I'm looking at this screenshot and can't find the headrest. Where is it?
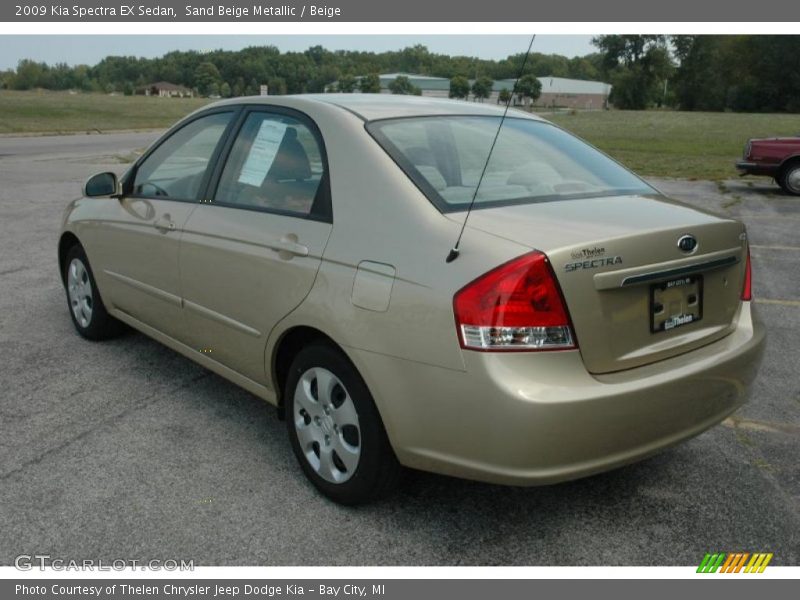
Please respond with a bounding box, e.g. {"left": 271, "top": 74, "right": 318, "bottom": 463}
{"left": 266, "top": 127, "right": 311, "bottom": 181}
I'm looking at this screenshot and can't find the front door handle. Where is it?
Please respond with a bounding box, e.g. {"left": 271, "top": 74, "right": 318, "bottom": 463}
{"left": 270, "top": 234, "right": 309, "bottom": 259}
{"left": 154, "top": 215, "right": 176, "bottom": 233}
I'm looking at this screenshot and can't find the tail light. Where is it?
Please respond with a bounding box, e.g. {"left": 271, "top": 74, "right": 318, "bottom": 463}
{"left": 742, "top": 246, "right": 752, "bottom": 301}
{"left": 453, "top": 251, "right": 576, "bottom": 351}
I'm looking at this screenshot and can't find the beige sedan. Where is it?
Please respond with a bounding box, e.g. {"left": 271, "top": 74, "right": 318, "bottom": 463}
{"left": 59, "top": 95, "right": 765, "bottom": 504}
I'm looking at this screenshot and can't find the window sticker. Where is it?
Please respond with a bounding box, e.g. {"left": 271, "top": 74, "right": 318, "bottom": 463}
{"left": 238, "top": 119, "right": 288, "bottom": 187}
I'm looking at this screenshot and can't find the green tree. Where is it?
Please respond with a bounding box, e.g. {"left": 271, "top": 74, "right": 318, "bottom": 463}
{"left": 388, "top": 75, "right": 421, "bottom": 95}
{"left": 514, "top": 74, "right": 542, "bottom": 106}
{"left": 471, "top": 76, "right": 493, "bottom": 102}
{"left": 358, "top": 73, "right": 381, "bottom": 94}
{"left": 194, "top": 61, "right": 221, "bottom": 96}
{"left": 448, "top": 75, "right": 470, "bottom": 99}
{"left": 568, "top": 55, "right": 600, "bottom": 80}
{"left": 592, "top": 35, "right": 673, "bottom": 109}
{"left": 671, "top": 36, "right": 757, "bottom": 111}
{"left": 220, "top": 81, "right": 232, "bottom": 98}
{"left": 16, "top": 39, "right": 800, "bottom": 113}
{"left": 74, "top": 65, "right": 93, "bottom": 92}
{"left": 0, "top": 69, "right": 16, "bottom": 89}
{"left": 337, "top": 74, "right": 357, "bottom": 93}
{"left": 232, "top": 77, "right": 245, "bottom": 97}
{"left": 497, "top": 88, "right": 512, "bottom": 105}
{"left": 13, "top": 59, "right": 46, "bottom": 90}
{"left": 267, "top": 77, "right": 287, "bottom": 95}
{"left": 308, "top": 64, "right": 340, "bottom": 93}
{"left": 359, "top": 73, "right": 381, "bottom": 93}
{"left": 246, "top": 77, "right": 259, "bottom": 95}
{"left": 398, "top": 45, "right": 433, "bottom": 74}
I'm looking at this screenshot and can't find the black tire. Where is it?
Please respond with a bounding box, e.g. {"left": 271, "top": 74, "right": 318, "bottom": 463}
{"left": 63, "top": 244, "right": 125, "bottom": 341}
{"left": 285, "top": 343, "right": 401, "bottom": 505}
{"left": 777, "top": 160, "right": 800, "bottom": 196}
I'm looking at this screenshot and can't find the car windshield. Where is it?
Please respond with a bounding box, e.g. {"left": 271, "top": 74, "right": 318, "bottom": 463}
{"left": 367, "top": 116, "right": 655, "bottom": 212}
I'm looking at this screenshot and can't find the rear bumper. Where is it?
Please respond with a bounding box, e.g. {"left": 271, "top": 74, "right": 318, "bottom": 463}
{"left": 735, "top": 160, "right": 778, "bottom": 176}
{"left": 349, "top": 303, "right": 766, "bottom": 486}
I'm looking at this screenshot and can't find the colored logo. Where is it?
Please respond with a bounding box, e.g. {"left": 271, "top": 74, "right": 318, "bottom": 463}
{"left": 697, "top": 552, "right": 773, "bottom": 573}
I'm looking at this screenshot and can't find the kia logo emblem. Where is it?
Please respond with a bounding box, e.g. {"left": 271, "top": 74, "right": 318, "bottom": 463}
{"left": 678, "top": 235, "right": 698, "bottom": 253}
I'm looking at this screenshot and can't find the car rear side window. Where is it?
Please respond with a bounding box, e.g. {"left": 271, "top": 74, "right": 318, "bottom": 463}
{"left": 132, "top": 111, "right": 233, "bottom": 201}
{"left": 368, "top": 116, "right": 655, "bottom": 212}
{"left": 214, "top": 112, "right": 326, "bottom": 217}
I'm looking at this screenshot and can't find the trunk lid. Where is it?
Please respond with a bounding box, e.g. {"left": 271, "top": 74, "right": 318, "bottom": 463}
{"left": 454, "top": 194, "right": 748, "bottom": 373}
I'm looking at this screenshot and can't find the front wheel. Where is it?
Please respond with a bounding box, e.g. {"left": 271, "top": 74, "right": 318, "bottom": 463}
{"left": 63, "top": 245, "right": 125, "bottom": 340}
{"left": 777, "top": 161, "right": 800, "bottom": 196}
{"left": 285, "top": 343, "right": 401, "bottom": 505}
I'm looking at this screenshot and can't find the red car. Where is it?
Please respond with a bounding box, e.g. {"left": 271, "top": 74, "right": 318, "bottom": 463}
{"left": 736, "top": 137, "right": 800, "bottom": 195}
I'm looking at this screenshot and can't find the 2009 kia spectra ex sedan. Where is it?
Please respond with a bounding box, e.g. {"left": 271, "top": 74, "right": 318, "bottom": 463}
{"left": 59, "top": 94, "right": 765, "bottom": 504}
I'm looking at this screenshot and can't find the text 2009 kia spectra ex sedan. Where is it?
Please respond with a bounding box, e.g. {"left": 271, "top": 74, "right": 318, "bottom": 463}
{"left": 59, "top": 95, "right": 765, "bottom": 504}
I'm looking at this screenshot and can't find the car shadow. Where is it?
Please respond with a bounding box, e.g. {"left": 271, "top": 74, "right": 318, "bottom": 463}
{"left": 106, "top": 329, "right": 691, "bottom": 562}
{"left": 26, "top": 282, "right": 760, "bottom": 566}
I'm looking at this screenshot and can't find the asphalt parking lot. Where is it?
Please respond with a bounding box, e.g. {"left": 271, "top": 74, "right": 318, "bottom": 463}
{"left": 0, "top": 132, "right": 797, "bottom": 566}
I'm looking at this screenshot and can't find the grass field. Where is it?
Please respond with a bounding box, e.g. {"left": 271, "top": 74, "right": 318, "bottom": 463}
{"left": 547, "top": 109, "right": 800, "bottom": 180}
{"left": 2, "top": 91, "right": 800, "bottom": 180}
{"left": 0, "top": 90, "right": 212, "bottom": 135}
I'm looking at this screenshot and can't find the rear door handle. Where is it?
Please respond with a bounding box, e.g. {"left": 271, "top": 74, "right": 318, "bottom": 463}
{"left": 270, "top": 235, "right": 309, "bottom": 258}
{"left": 154, "top": 215, "right": 176, "bottom": 233}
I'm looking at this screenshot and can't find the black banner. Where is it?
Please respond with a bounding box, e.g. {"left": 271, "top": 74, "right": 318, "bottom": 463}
{"left": 4, "top": 579, "right": 799, "bottom": 600}
{"left": 3, "top": 0, "right": 800, "bottom": 22}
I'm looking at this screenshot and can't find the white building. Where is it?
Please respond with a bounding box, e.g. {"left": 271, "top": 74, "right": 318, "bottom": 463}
{"left": 331, "top": 73, "right": 612, "bottom": 109}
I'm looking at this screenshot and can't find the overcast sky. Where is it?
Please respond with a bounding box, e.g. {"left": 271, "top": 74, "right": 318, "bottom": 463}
{"left": 0, "top": 35, "right": 596, "bottom": 70}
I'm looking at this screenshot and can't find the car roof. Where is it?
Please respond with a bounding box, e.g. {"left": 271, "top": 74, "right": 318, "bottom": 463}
{"left": 308, "top": 94, "right": 544, "bottom": 122}
{"left": 208, "top": 93, "right": 545, "bottom": 123}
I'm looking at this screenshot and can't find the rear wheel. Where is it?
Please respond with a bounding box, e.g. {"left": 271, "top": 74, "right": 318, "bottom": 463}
{"left": 777, "top": 160, "right": 800, "bottom": 196}
{"left": 285, "top": 343, "right": 401, "bottom": 505}
{"left": 63, "top": 245, "right": 125, "bottom": 340}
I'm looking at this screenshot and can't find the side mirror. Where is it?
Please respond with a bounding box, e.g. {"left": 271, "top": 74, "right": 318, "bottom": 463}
{"left": 84, "top": 172, "right": 120, "bottom": 197}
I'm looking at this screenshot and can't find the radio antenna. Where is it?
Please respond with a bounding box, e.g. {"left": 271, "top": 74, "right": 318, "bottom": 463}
{"left": 446, "top": 33, "right": 536, "bottom": 263}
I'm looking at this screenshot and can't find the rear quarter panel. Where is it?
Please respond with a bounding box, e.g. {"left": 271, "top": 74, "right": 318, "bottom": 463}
{"left": 264, "top": 101, "right": 536, "bottom": 387}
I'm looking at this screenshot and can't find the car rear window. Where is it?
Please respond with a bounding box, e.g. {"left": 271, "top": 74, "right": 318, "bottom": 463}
{"left": 367, "top": 116, "right": 655, "bottom": 212}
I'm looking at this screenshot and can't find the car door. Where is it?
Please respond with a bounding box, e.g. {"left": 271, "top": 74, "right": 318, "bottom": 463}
{"left": 92, "top": 109, "right": 237, "bottom": 341}
{"left": 178, "top": 107, "right": 333, "bottom": 384}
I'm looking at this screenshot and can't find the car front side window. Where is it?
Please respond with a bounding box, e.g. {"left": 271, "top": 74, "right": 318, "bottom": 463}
{"left": 132, "top": 111, "right": 233, "bottom": 201}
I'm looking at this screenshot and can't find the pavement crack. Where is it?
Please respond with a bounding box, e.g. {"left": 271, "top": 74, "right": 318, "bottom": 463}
{"left": 0, "top": 372, "right": 210, "bottom": 481}
{"left": 722, "top": 416, "right": 800, "bottom": 435}
{"left": 754, "top": 298, "right": 800, "bottom": 308}
{"left": 724, "top": 417, "right": 800, "bottom": 517}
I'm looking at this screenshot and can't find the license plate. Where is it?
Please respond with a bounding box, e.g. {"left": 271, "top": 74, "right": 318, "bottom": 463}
{"left": 650, "top": 275, "right": 703, "bottom": 333}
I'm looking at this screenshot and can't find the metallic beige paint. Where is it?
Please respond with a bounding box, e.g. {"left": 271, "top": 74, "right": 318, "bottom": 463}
{"left": 60, "top": 95, "right": 766, "bottom": 486}
{"left": 459, "top": 196, "right": 749, "bottom": 372}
